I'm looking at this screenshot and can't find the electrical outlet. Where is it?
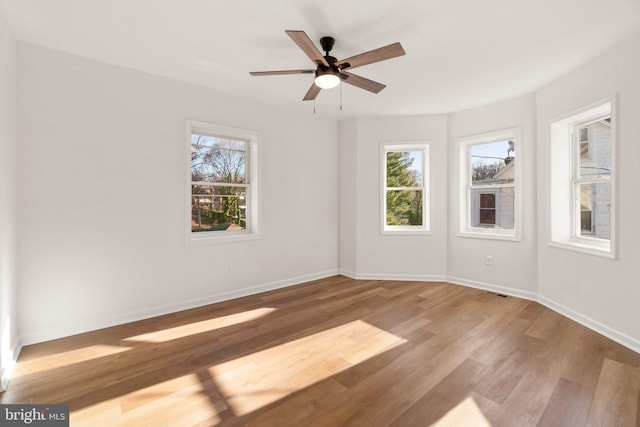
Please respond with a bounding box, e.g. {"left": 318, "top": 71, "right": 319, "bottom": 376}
{"left": 484, "top": 256, "right": 493, "bottom": 266}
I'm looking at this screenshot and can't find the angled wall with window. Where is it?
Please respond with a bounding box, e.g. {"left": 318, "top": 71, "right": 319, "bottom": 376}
{"left": 0, "top": 3, "right": 18, "bottom": 390}
{"left": 447, "top": 94, "right": 538, "bottom": 297}
{"left": 536, "top": 32, "right": 640, "bottom": 349}
{"left": 16, "top": 43, "right": 339, "bottom": 345}
{"left": 338, "top": 115, "right": 448, "bottom": 280}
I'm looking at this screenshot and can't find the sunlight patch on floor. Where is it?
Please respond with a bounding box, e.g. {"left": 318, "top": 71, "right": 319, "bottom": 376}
{"left": 430, "top": 396, "right": 493, "bottom": 427}
{"left": 70, "top": 371, "right": 225, "bottom": 427}
{"left": 123, "top": 307, "right": 276, "bottom": 343}
{"left": 16, "top": 344, "right": 129, "bottom": 377}
{"left": 210, "top": 319, "right": 408, "bottom": 416}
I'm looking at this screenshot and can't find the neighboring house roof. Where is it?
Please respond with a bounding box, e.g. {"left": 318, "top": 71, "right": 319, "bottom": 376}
{"left": 493, "top": 159, "right": 515, "bottom": 181}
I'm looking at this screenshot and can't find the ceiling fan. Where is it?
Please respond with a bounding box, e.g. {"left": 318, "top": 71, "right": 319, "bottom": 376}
{"left": 250, "top": 30, "right": 406, "bottom": 101}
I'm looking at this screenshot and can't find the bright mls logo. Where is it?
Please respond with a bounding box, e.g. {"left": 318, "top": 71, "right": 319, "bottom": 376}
{"left": 1, "top": 404, "right": 69, "bottom": 426}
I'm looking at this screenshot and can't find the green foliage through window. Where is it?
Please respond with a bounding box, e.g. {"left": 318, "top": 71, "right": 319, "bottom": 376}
{"left": 384, "top": 150, "right": 425, "bottom": 228}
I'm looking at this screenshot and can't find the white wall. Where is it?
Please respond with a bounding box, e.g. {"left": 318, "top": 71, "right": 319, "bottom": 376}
{"left": 338, "top": 115, "right": 449, "bottom": 280}
{"left": 0, "top": 3, "right": 18, "bottom": 390}
{"left": 536, "top": 32, "right": 640, "bottom": 350}
{"left": 447, "top": 94, "right": 538, "bottom": 297}
{"left": 338, "top": 119, "right": 357, "bottom": 273}
{"left": 17, "top": 44, "right": 338, "bottom": 345}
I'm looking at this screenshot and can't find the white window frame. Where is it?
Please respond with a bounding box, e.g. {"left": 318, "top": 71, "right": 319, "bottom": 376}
{"left": 380, "top": 142, "right": 430, "bottom": 234}
{"left": 186, "top": 120, "right": 260, "bottom": 244}
{"left": 549, "top": 96, "right": 616, "bottom": 258}
{"left": 457, "top": 128, "right": 521, "bottom": 241}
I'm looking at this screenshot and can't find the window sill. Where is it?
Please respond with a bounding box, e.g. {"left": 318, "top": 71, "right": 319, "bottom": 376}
{"left": 187, "top": 230, "right": 261, "bottom": 245}
{"left": 457, "top": 229, "right": 520, "bottom": 242}
{"left": 381, "top": 229, "right": 433, "bottom": 236}
{"left": 548, "top": 240, "right": 615, "bottom": 259}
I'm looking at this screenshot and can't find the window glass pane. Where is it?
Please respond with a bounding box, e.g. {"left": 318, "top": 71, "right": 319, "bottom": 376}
{"left": 191, "top": 186, "right": 247, "bottom": 232}
{"left": 386, "top": 151, "right": 423, "bottom": 187}
{"left": 479, "top": 208, "right": 496, "bottom": 225}
{"left": 578, "top": 182, "right": 610, "bottom": 239}
{"left": 191, "top": 135, "right": 246, "bottom": 151}
{"left": 479, "top": 193, "right": 495, "bottom": 208}
{"left": 470, "top": 190, "right": 515, "bottom": 230}
{"left": 470, "top": 140, "right": 515, "bottom": 185}
{"left": 578, "top": 117, "right": 611, "bottom": 177}
{"left": 386, "top": 190, "right": 423, "bottom": 226}
{"left": 579, "top": 126, "right": 589, "bottom": 160}
{"left": 192, "top": 136, "right": 246, "bottom": 184}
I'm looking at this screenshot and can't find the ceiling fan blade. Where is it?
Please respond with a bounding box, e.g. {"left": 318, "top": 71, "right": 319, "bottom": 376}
{"left": 303, "top": 82, "right": 322, "bottom": 101}
{"left": 286, "top": 30, "right": 330, "bottom": 67}
{"left": 340, "top": 72, "right": 386, "bottom": 93}
{"left": 250, "top": 70, "right": 314, "bottom": 76}
{"left": 336, "top": 42, "right": 405, "bottom": 70}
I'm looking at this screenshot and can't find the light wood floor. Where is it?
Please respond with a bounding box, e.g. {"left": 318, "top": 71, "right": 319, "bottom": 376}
{"left": 2, "top": 276, "right": 639, "bottom": 426}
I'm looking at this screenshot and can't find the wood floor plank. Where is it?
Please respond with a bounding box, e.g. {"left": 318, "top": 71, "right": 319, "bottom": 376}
{"left": 389, "top": 358, "right": 490, "bottom": 426}
{"left": 536, "top": 378, "right": 592, "bottom": 427}
{"left": 472, "top": 348, "right": 531, "bottom": 405}
{"left": 587, "top": 358, "right": 640, "bottom": 427}
{"left": 2, "top": 276, "right": 639, "bottom": 427}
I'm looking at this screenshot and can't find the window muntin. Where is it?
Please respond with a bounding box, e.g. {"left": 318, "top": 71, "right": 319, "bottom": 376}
{"left": 187, "top": 121, "right": 258, "bottom": 243}
{"left": 382, "top": 144, "right": 429, "bottom": 233}
{"left": 458, "top": 129, "right": 519, "bottom": 240}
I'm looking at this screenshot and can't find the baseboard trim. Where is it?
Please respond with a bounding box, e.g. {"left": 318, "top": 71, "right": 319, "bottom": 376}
{"left": 338, "top": 269, "right": 446, "bottom": 282}
{"left": 0, "top": 339, "right": 21, "bottom": 392}
{"left": 19, "top": 269, "right": 339, "bottom": 346}
{"left": 447, "top": 276, "right": 538, "bottom": 301}
{"left": 337, "top": 268, "right": 357, "bottom": 279}
{"left": 537, "top": 295, "right": 640, "bottom": 354}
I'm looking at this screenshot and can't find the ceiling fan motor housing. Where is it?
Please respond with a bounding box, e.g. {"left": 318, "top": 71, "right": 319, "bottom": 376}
{"left": 319, "top": 36, "right": 335, "bottom": 54}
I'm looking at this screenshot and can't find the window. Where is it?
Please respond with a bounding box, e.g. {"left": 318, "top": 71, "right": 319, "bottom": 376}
{"left": 187, "top": 121, "right": 259, "bottom": 243}
{"left": 381, "top": 143, "right": 429, "bottom": 233}
{"left": 478, "top": 192, "right": 497, "bottom": 225}
{"left": 549, "top": 97, "right": 615, "bottom": 257}
{"left": 573, "top": 116, "right": 612, "bottom": 240}
{"left": 458, "top": 129, "right": 520, "bottom": 240}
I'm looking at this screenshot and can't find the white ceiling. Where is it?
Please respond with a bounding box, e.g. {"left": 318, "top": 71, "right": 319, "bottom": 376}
{"left": 2, "top": 0, "right": 640, "bottom": 118}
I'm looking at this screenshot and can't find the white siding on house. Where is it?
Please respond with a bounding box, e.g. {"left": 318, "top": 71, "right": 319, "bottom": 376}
{"left": 469, "top": 159, "right": 515, "bottom": 229}
{"left": 580, "top": 121, "right": 611, "bottom": 239}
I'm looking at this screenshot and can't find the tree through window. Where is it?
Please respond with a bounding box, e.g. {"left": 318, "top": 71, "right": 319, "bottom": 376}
{"left": 191, "top": 135, "right": 247, "bottom": 232}
{"left": 187, "top": 121, "right": 259, "bottom": 242}
{"left": 468, "top": 139, "right": 515, "bottom": 230}
{"left": 382, "top": 143, "right": 429, "bottom": 233}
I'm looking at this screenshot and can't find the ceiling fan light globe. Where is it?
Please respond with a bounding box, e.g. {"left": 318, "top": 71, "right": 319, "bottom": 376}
{"left": 315, "top": 74, "right": 340, "bottom": 89}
